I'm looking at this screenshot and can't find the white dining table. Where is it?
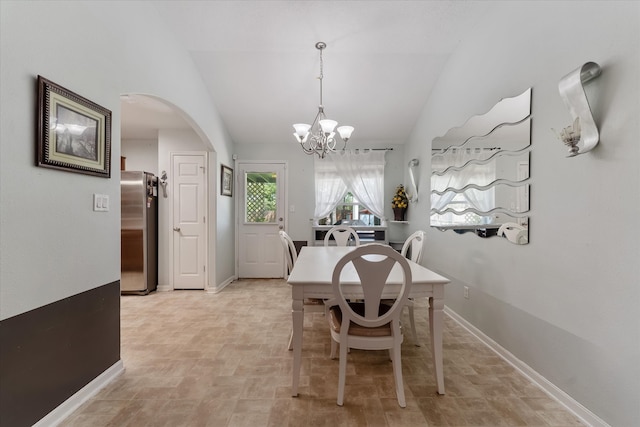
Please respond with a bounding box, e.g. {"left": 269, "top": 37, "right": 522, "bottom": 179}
{"left": 287, "top": 245, "right": 450, "bottom": 396}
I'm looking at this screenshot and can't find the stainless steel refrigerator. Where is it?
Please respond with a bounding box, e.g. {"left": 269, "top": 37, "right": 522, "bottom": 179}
{"left": 121, "top": 171, "right": 158, "bottom": 294}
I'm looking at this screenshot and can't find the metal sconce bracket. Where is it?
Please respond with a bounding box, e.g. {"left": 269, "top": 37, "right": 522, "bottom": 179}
{"left": 557, "top": 61, "right": 602, "bottom": 157}
{"left": 407, "top": 158, "right": 419, "bottom": 203}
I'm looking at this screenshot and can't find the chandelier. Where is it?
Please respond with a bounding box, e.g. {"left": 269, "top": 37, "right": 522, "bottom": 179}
{"left": 293, "top": 42, "right": 354, "bottom": 158}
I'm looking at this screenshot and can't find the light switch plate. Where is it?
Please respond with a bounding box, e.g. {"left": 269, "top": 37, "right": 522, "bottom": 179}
{"left": 93, "top": 193, "right": 109, "bottom": 212}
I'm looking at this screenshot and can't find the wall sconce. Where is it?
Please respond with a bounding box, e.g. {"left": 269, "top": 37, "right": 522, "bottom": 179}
{"left": 407, "top": 158, "right": 419, "bottom": 203}
{"left": 159, "top": 171, "right": 168, "bottom": 198}
{"left": 557, "top": 61, "right": 602, "bottom": 157}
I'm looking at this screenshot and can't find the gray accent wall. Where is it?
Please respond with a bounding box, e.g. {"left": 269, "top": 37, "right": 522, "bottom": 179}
{"left": 0, "top": 282, "right": 120, "bottom": 427}
{"left": 403, "top": 2, "right": 640, "bottom": 426}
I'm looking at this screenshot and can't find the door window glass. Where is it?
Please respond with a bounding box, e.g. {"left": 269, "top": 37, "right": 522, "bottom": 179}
{"left": 245, "top": 171, "right": 277, "bottom": 223}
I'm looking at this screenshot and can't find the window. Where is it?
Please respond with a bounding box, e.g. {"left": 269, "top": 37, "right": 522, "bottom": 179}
{"left": 317, "top": 192, "right": 382, "bottom": 226}
{"left": 245, "top": 172, "right": 277, "bottom": 223}
{"left": 314, "top": 151, "right": 386, "bottom": 222}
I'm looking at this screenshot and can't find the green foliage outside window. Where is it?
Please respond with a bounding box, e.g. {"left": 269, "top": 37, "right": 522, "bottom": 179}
{"left": 246, "top": 173, "right": 277, "bottom": 223}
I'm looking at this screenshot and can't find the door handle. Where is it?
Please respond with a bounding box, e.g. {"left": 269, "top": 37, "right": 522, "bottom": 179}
{"left": 173, "top": 227, "right": 181, "bottom": 232}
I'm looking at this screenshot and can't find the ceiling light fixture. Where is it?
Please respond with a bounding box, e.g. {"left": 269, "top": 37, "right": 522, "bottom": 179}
{"left": 293, "top": 42, "right": 354, "bottom": 158}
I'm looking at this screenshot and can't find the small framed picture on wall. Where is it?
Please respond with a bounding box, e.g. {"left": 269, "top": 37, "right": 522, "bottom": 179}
{"left": 221, "top": 164, "right": 233, "bottom": 197}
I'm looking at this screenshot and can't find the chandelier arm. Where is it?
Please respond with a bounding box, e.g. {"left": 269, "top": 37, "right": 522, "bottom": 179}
{"left": 327, "top": 136, "right": 337, "bottom": 152}
{"left": 299, "top": 143, "right": 316, "bottom": 155}
{"left": 310, "top": 134, "right": 323, "bottom": 151}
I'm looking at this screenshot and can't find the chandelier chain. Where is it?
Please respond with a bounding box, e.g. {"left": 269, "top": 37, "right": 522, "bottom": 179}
{"left": 318, "top": 46, "right": 323, "bottom": 106}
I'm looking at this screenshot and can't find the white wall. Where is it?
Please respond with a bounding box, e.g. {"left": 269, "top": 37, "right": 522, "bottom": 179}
{"left": 121, "top": 139, "right": 159, "bottom": 175}
{"left": 233, "top": 142, "right": 410, "bottom": 245}
{"left": 0, "top": 1, "right": 235, "bottom": 319}
{"left": 404, "top": 2, "right": 640, "bottom": 425}
{"left": 215, "top": 159, "right": 235, "bottom": 287}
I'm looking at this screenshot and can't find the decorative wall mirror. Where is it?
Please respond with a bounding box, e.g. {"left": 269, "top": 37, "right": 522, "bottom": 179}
{"left": 430, "top": 88, "right": 532, "bottom": 244}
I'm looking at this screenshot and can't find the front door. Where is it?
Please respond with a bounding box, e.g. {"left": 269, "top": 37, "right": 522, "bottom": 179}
{"left": 172, "top": 153, "right": 207, "bottom": 289}
{"left": 237, "top": 162, "right": 287, "bottom": 278}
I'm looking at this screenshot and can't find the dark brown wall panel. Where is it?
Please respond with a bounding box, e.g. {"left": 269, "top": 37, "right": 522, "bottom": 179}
{"left": 0, "top": 281, "right": 120, "bottom": 427}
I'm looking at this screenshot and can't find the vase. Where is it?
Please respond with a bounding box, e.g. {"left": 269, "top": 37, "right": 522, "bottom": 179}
{"left": 393, "top": 207, "right": 406, "bottom": 221}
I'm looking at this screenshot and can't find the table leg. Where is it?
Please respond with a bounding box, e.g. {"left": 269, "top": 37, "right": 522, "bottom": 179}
{"left": 291, "top": 290, "right": 304, "bottom": 397}
{"left": 429, "top": 296, "right": 446, "bottom": 394}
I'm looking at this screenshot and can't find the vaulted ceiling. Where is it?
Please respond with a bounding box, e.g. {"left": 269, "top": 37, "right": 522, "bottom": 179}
{"left": 121, "top": 1, "right": 495, "bottom": 146}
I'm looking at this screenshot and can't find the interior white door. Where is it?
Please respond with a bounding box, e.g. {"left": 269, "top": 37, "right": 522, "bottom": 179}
{"left": 172, "top": 153, "right": 207, "bottom": 289}
{"left": 237, "top": 162, "right": 286, "bottom": 278}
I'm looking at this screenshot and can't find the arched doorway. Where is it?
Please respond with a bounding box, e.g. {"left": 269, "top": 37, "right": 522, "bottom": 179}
{"left": 120, "top": 94, "right": 217, "bottom": 291}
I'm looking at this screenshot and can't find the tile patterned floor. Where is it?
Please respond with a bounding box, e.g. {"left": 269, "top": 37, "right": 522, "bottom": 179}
{"left": 60, "top": 279, "right": 584, "bottom": 426}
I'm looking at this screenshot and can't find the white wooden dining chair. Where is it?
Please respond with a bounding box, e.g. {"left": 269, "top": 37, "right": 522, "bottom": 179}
{"left": 327, "top": 243, "right": 412, "bottom": 407}
{"left": 497, "top": 222, "right": 528, "bottom": 244}
{"left": 279, "top": 230, "right": 326, "bottom": 350}
{"left": 381, "top": 230, "right": 426, "bottom": 346}
{"left": 279, "top": 230, "right": 297, "bottom": 278}
{"left": 401, "top": 230, "right": 426, "bottom": 264}
{"left": 324, "top": 226, "right": 360, "bottom": 246}
{"left": 399, "top": 230, "right": 426, "bottom": 346}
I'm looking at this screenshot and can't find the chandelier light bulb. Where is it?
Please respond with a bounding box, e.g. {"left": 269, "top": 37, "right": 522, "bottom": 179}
{"left": 337, "top": 126, "right": 354, "bottom": 141}
{"left": 319, "top": 119, "right": 338, "bottom": 135}
{"left": 293, "top": 123, "right": 311, "bottom": 142}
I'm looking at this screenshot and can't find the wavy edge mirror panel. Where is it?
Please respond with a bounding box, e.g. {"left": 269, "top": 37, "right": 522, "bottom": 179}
{"left": 432, "top": 118, "right": 531, "bottom": 172}
{"left": 432, "top": 152, "right": 531, "bottom": 192}
{"left": 430, "top": 88, "right": 532, "bottom": 245}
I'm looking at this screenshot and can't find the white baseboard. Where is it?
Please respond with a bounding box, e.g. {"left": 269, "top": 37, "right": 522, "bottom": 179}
{"left": 444, "top": 307, "right": 609, "bottom": 427}
{"left": 208, "top": 275, "right": 236, "bottom": 293}
{"left": 158, "top": 276, "right": 236, "bottom": 293}
{"left": 34, "top": 360, "right": 124, "bottom": 427}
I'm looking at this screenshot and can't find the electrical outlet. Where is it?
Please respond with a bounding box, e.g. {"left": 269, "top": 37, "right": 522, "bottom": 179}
{"left": 463, "top": 286, "right": 470, "bottom": 299}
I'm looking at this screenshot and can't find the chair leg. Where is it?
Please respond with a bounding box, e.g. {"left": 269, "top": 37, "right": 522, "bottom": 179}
{"left": 330, "top": 337, "right": 337, "bottom": 359}
{"left": 407, "top": 303, "right": 420, "bottom": 346}
{"left": 391, "top": 342, "right": 406, "bottom": 408}
{"left": 337, "top": 339, "right": 348, "bottom": 406}
{"left": 288, "top": 328, "right": 293, "bottom": 351}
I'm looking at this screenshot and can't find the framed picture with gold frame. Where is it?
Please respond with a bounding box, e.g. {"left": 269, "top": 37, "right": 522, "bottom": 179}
{"left": 36, "top": 75, "right": 112, "bottom": 177}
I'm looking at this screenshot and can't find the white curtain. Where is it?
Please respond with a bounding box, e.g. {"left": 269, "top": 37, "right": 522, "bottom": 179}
{"left": 314, "top": 150, "right": 386, "bottom": 220}
{"left": 328, "top": 150, "right": 386, "bottom": 218}
{"left": 313, "top": 155, "right": 348, "bottom": 219}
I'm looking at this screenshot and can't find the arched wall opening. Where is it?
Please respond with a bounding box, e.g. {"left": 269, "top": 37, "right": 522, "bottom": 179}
{"left": 120, "top": 93, "right": 218, "bottom": 292}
